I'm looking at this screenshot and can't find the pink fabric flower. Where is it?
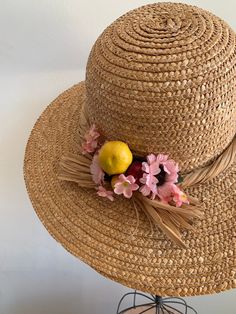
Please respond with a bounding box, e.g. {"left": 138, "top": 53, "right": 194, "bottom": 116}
{"left": 114, "top": 174, "right": 139, "bottom": 198}
{"left": 97, "top": 186, "right": 114, "bottom": 201}
{"left": 157, "top": 183, "right": 189, "bottom": 207}
{"left": 141, "top": 154, "right": 161, "bottom": 175}
{"left": 156, "top": 182, "right": 175, "bottom": 204}
{"left": 139, "top": 173, "right": 158, "bottom": 197}
{"left": 139, "top": 154, "right": 161, "bottom": 197}
{"left": 90, "top": 154, "right": 104, "bottom": 185}
{"left": 82, "top": 124, "right": 100, "bottom": 154}
{"left": 171, "top": 184, "right": 189, "bottom": 207}
{"left": 159, "top": 155, "right": 179, "bottom": 184}
{"left": 139, "top": 153, "right": 179, "bottom": 198}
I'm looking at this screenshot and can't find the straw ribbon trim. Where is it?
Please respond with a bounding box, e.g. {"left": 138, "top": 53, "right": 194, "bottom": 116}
{"left": 181, "top": 135, "right": 236, "bottom": 188}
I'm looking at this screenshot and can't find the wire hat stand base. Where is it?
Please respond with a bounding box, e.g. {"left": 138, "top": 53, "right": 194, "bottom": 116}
{"left": 116, "top": 291, "right": 198, "bottom": 314}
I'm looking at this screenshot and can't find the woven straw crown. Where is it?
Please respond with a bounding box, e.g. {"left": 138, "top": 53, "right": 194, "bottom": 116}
{"left": 85, "top": 2, "right": 236, "bottom": 173}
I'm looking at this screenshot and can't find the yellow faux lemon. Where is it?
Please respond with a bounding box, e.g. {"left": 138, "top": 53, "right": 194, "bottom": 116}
{"left": 98, "top": 141, "right": 133, "bottom": 175}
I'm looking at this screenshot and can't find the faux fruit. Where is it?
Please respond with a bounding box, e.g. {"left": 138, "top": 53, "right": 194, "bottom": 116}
{"left": 111, "top": 175, "right": 119, "bottom": 189}
{"left": 98, "top": 141, "right": 133, "bottom": 175}
{"left": 126, "top": 161, "right": 143, "bottom": 184}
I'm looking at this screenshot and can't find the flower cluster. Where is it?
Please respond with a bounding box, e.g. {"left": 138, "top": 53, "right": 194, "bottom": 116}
{"left": 82, "top": 125, "right": 189, "bottom": 207}
{"left": 82, "top": 124, "right": 100, "bottom": 154}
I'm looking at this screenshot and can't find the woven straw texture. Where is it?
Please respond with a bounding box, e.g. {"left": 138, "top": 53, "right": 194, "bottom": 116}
{"left": 86, "top": 2, "right": 236, "bottom": 173}
{"left": 24, "top": 3, "right": 236, "bottom": 297}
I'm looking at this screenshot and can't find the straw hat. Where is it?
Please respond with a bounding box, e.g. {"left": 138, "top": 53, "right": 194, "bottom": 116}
{"left": 24, "top": 2, "right": 236, "bottom": 297}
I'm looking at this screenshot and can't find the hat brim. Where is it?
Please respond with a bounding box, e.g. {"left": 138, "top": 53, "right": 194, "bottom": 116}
{"left": 24, "top": 82, "right": 236, "bottom": 297}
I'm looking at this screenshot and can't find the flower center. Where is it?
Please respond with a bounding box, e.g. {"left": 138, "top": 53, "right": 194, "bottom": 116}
{"left": 156, "top": 164, "right": 166, "bottom": 186}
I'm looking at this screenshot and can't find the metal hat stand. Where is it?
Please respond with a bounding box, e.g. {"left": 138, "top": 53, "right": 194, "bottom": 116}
{"left": 116, "top": 290, "right": 198, "bottom": 314}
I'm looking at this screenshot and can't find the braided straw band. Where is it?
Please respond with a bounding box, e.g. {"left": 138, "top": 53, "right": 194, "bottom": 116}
{"left": 58, "top": 107, "right": 236, "bottom": 248}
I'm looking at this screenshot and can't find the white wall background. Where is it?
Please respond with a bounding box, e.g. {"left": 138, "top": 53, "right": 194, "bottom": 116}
{"left": 0, "top": 1, "right": 236, "bottom": 313}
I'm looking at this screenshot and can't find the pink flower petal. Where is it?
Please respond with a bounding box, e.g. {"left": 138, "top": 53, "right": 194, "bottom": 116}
{"left": 131, "top": 183, "right": 139, "bottom": 191}
{"left": 141, "top": 162, "right": 149, "bottom": 173}
{"left": 172, "top": 184, "right": 189, "bottom": 207}
{"left": 157, "top": 183, "right": 174, "bottom": 203}
{"left": 97, "top": 186, "right": 114, "bottom": 201}
{"left": 150, "top": 163, "right": 161, "bottom": 176}
{"left": 126, "top": 175, "right": 136, "bottom": 184}
{"left": 114, "top": 184, "right": 124, "bottom": 195}
{"left": 90, "top": 155, "right": 105, "bottom": 185}
{"left": 85, "top": 124, "right": 100, "bottom": 140}
{"left": 113, "top": 174, "right": 138, "bottom": 198}
{"left": 150, "top": 183, "right": 157, "bottom": 195}
{"left": 144, "top": 154, "right": 161, "bottom": 176}
{"left": 81, "top": 124, "right": 100, "bottom": 154}
{"left": 151, "top": 191, "right": 158, "bottom": 200}
{"left": 123, "top": 187, "right": 132, "bottom": 198}
{"left": 139, "top": 184, "right": 151, "bottom": 196}
{"left": 139, "top": 153, "right": 186, "bottom": 206}
{"left": 107, "top": 194, "right": 114, "bottom": 201}
{"left": 118, "top": 174, "right": 126, "bottom": 183}
{"left": 147, "top": 154, "right": 156, "bottom": 164}
{"left": 156, "top": 154, "right": 168, "bottom": 163}
{"left": 139, "top": 173, "right": 148, "bottom": 185}
{"left": 157, "top": 182, "right": 189, "bottom": 206}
